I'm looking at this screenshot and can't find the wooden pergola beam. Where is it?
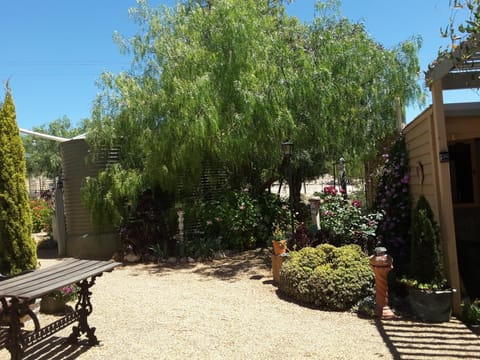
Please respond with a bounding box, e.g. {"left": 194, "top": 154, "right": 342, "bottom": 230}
{"left": 426, "top": 33, "right": 480, "bottom": 88}
{"left": 441, "top": 71, "right": 480, "bottom": 90}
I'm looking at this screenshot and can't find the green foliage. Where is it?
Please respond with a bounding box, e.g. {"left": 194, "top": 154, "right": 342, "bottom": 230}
{"left": 440, "top": 1, "right": 480, "bottom": 54}
{"left": 185, "top": 190, "right": 290, "bottom": 256}
{"left": 30, "top": 198, "right": 53, "bottom": 233}
{"left": 462, "top": 298, "right": 480, "bottom": 325}
{"left": 375, "top": 134, "right": 412, "bottom": 272}
{"left": 278, "top": 244, "right": 374, "bottom": 311}
{"left": 352, "top": 295, "right": 376, "bottom": 318}
{"left": 0, "top": 85, "right": 37, "bottom": 274}
{"left": 82, "top": 163, "right": 145, "bottom": 228}
{"left": 119, "top": 189, "right": 175, "bottom": 257}
{"left": 316, "top": 186, "right": 383, "bottom": 253}
{"left": 148, "top": 242, "right": 165, "bottom": 261}
{"left": 405, "top": 195, "right": 446, "bottom": 289}
{"left": 84, "top": 0, "right": 424, "bottom": 224}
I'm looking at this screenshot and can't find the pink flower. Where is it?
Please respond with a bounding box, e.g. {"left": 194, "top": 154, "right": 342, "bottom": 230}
{"left": 206, "top": 220, "right": 213, "bottom": 225}
{"left": 323, "top": 186, "right": 337, "bottom": 195}
{"left": 352, "top": 199, "right": 361, "bottom": 208}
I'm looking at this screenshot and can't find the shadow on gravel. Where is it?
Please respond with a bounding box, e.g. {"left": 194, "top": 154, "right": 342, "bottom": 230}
{"left": 191, "top": 248, "right": 271, "bottom": 281}
{"left": 37, "top": 245, "right": 273, "bottom": 282}
{"left": 21, "top": 335, "right": 91, "bottom": 360}
{"left": 375, "top": 318, "right": 480, "bottom": 359}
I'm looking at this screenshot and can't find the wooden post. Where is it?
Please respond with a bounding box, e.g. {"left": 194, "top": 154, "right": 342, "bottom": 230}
{"left": 430, "top": 80, "right": 461, "bottom": 315}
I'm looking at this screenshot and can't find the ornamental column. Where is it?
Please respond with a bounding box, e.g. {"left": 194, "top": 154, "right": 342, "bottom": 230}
{"left": 369, "top": 247, "right": 395, "bottom": 319}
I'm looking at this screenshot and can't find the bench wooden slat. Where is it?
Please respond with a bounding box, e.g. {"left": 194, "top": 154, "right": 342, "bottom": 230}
{"left": 0, "top": 259, "right": 121, "bottom": 300}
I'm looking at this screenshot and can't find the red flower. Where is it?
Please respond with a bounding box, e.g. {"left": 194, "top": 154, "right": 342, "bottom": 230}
{"left": 351, "top": 199, "right": 361, "bottom": 208}
{"left": 323, "top": 186, "right": 337, "bottom": 195}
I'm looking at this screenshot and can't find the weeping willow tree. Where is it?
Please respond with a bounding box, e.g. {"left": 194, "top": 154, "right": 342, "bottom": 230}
{"left": 0, "top": 84, "right": 37, "bottom": 274}
{"left": 83, "top": 0, "right": 424, "bottom": 227}
{"left": 285, "top": 1, "right": 423, "bottom": 206}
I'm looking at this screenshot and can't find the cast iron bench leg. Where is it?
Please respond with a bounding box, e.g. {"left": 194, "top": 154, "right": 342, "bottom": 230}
{"left": 67, "top": 276, "right": 100, "bottom": 346}
{"left": 5, "top": 298, "right": 26, "bottom": 360}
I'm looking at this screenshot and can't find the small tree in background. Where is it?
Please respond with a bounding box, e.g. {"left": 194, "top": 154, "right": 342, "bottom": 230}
{"left": 409, "top": 195, "right": 445, "bottom": 288}
{"left": 0, "top": 84, "right": 37, "bottom": 274}
{"left": 22, "top": 116, "right": 89, "bottom": 179}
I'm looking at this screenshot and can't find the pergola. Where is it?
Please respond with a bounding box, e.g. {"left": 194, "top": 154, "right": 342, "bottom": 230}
{"left": 426, "top": 33, "right": 480, "bottom": 90}
{"left": 423, "top": 33, "right": 480, "bottom": 315}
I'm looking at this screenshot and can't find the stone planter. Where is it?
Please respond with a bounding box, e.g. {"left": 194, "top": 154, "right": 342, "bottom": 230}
{"left": 408, "top": 288, "right": 456, "bottom": 323}
{"left": 40, "top": 296, "right": 68, "bottom": 314}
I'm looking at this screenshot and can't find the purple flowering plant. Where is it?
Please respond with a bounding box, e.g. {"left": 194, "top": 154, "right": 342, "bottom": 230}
{"left": 374, "top": 134, "right": 412, "bottom": 270}
{"left": 46, "top": 284, "right": 79, "bottom": 303}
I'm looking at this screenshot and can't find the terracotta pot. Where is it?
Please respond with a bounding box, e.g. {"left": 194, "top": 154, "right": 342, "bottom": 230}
{"left": 272, "top": 239, "right": 287, "bottom": 255}
{"left": 271, "top": 255, "right": 285, "bottom": 283}
{"left": 40, "top": 296, "right": 67, "bottom": 314}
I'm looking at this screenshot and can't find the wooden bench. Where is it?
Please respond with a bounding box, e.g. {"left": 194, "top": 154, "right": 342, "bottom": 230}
{"left": 0, "top": 258, "right": 121, "bottom": 359}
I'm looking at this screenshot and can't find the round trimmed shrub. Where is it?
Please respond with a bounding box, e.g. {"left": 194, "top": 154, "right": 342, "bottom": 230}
{"left": 279, "top": 244, "right": 374, "bottom": 311}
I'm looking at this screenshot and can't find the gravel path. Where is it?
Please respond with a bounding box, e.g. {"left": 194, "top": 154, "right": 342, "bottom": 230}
{"left": 2, "top": 249, "right": 479, "bottom": 359}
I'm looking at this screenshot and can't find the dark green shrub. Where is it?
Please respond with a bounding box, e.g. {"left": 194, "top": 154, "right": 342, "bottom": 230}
{"left": 0, "top": 86, "right": 37, "bottom": 274}
{"left": 187, "top": 190, "right": 290, "bottom": 253}
{"left": 352, "top": 295, "right": 376, "bottom": 318}
{"left": 462, "top": 299, "right": 480, "bottom": 325}
{"left": 402, "top": 195, "right": 446, "bottom": 290}
{"left": 279, "top": 244, "right": 374, "bottom": 311}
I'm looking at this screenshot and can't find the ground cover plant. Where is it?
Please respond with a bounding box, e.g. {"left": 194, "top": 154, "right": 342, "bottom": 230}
{"left": 278, "top": 244, "right": 374, "bottom": 311}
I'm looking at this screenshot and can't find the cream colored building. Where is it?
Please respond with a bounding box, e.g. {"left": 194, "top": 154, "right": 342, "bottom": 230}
{"left": 404, "top": 34, "right": 480, "bottom": 314}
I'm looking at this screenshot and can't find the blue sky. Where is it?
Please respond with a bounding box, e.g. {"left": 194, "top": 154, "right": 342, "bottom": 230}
{"left": 0, "top": 0, "right": 476, "bottom": 130}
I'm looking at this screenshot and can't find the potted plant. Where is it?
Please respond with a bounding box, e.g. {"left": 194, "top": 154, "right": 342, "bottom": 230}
{"left": 272, "top": 225, "right": 288, "bottom": 255}
{"left": 400, "top": 195, "right": 455, "bottom": 322}
{"left": 40, "top": 283, "right": 79, "bottom": 314}
{"left": 462, "top": 298, "right": 480, "bottom": 333}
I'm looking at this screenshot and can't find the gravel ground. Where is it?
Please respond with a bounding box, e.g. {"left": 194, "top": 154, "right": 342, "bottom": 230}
{"left": 1, "top": 248, "right": 479, "bottom": 360}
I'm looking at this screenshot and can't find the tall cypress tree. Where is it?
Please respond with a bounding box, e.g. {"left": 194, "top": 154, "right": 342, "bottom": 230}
{"left": 0, "top": 84, "right": 37, "bottom": 274}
